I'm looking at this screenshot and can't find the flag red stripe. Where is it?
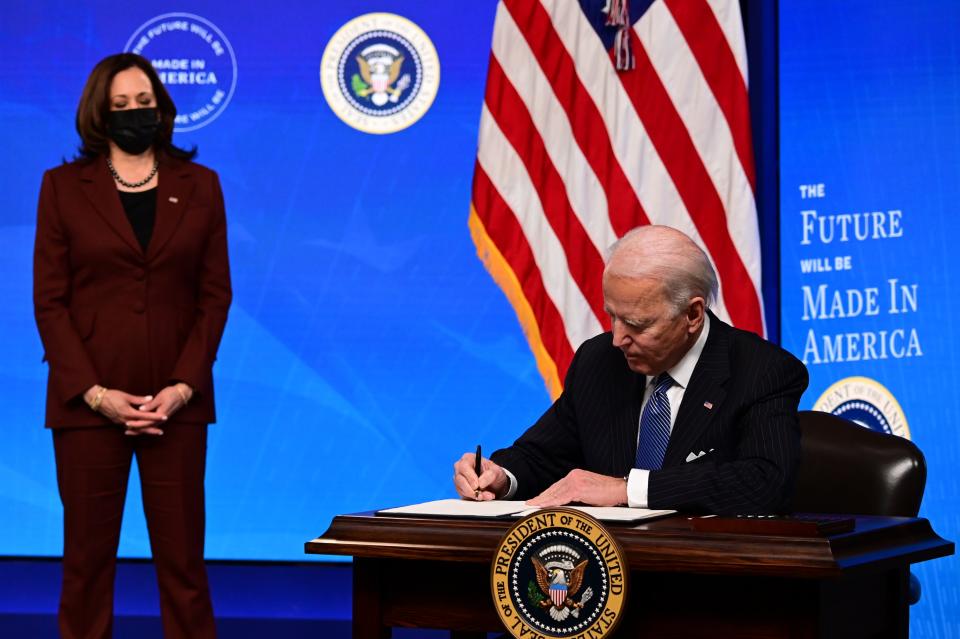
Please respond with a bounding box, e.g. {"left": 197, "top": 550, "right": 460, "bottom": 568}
{"left": 485, "top": 55, "right": 607, "bottom": 324}
{"left": 503, "top": 0, "right": 650, "bottom": 239}
{"left": 472, "top": 162, "right": 575, "bottom": 375}
{"left": 616, "top": 31, "right": 763, "bottom": 333}
{"left": 664, "top": 0, "right": 756, "bottom": 193}
{"left": 471, "top": 1, "right": 765, "bottom": 392}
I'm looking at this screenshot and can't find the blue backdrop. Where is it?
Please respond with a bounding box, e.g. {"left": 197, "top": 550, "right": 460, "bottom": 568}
{"left": 0, "top": 0, "right": 543, "bottom": 561}
{"left": 780, "top": 1, "right": 959, "bottom": 636}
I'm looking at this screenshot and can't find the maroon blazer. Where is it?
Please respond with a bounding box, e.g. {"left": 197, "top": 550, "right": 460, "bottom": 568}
{"left": 33, "top": 156, "right": 232, "bottom": 428}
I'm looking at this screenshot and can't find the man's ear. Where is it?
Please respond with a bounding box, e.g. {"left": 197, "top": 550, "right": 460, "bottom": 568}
{"left": 686, "top": 297, "right": 706, "bottom": 333}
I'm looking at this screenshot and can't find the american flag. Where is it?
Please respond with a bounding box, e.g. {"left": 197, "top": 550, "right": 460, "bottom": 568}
{"left": 469, "top": 0, "right": 763, "bottom": 399}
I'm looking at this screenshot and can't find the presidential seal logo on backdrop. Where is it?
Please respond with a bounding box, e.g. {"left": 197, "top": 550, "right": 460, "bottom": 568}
{"left": 492, "top": 509, "right": 627, "bottom": 638}
{"left": 125, "top": 13, "right": 238, "bottom": 132}
{"left": 320, "top": 13, "right": 440, "bottom": 134}
{"left": 814, "top": 376, "right": 911, "bottom": 439}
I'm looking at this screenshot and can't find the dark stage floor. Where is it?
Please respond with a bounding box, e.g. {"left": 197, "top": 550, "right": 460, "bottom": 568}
{"left": 0, "top": 559, "right": 489, "bottom": 638}
{"left": 0, "top": 615, "right": 455, "bottom": 638}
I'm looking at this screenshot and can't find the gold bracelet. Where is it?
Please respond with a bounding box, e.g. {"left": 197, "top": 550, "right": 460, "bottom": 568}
{"left": 84, "top": 386, "right": 98, "bottom": 410}
{"left": 90, "top": 386, "right": 108, "bottom": 412}
{"left": 174, "top": 384, "right": 190, "bottom": 405}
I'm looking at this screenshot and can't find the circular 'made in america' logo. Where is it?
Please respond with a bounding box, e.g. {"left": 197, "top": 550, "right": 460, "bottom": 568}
{"left": 125, "top": 13, "right": 238, "bottom": 132}
{"left": 814, "top": 376, "right": 911, "bottom": 439}
{"left": 320, "top": 13, "right": 439, "bottom": 134}
{"left": 492, "top": 509, "right": 627, "bottom": 638}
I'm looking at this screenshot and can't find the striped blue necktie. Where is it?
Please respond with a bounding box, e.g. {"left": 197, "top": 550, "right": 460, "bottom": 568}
{"left": 635, "top": 373, "right": 675, "bottom": 471}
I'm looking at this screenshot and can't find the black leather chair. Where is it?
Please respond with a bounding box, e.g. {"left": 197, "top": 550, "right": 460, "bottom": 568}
{"left": 793, "top": 410, "right": 926, "bottom": 517}
{"left": 792, "top": 410, "right": 927, "bottom": 604}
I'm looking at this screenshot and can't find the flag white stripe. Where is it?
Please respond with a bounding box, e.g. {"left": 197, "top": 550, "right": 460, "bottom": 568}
{"left": 491, "top": 4, "right": 618, "bottom": 259}
{"left": 705, "top": 0, "right": 749, "bottom": 86}
{"left": 472, "top": 0, "right": 765, "bottom": 391}
{"left": 538, "top": 0, "right": 733, "bottom": 324}
{"left": 477, "top": 104, "right": 604, "bottom": 349}
{"left": 637, "top": 2, "right": 763, "bottom": 302}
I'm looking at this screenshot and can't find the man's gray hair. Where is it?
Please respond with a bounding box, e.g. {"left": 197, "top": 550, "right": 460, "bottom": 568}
{"left": 605, "top": 225, "right": 718, "bottom": 313}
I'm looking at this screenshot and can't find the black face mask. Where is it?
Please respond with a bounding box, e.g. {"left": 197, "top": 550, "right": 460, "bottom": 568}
{"left": 106, "top": 107, "right": 160, "bottom": 155}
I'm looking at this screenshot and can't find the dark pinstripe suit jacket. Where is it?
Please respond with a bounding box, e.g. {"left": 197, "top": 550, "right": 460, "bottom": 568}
{"left": 491, "top": 313, "right": 809, "bottom": 514}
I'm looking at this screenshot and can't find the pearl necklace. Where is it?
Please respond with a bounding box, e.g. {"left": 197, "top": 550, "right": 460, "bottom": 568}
{"left": 106, "top": 157, "right": 159, "bottom": 189}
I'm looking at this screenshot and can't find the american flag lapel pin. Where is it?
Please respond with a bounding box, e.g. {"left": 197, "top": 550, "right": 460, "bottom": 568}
{"left": 703, "top": 401, "right": 713, "bottom": 410}
{"left": 169, "top": 196, "right": 179, "bottom": 203}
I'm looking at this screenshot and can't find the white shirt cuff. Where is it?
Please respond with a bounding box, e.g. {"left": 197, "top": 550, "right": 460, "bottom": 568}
{"left": 626, "top": 468, "right": 650, "bottom": 508}
{"left": 502, "top": 467, "right": 518, "bottom": 499}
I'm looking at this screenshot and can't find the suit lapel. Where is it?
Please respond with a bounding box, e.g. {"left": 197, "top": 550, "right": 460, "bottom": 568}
{"left": 663, "top": 314, "right": 730, "bottom": 467}
{"left": 148, "top": 159, "right": 194, "bottom": 261}
{"left": 612, "top": 368, "right": 646, "bottom": 473}
{"left": 79, "top": 158, "right": 142, "bottom": 255}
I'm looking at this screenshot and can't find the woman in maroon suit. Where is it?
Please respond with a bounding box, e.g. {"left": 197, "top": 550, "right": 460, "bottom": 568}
{"left": 33, "top": 53, "right": 230, "bottom": 639}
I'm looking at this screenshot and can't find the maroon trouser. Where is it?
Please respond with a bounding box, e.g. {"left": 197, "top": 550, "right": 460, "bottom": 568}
{"left": 53, "top": 423, "right": 216, "bottom": 639}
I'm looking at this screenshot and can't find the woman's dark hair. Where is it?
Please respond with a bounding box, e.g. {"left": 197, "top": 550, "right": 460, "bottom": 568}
{"left": 75, "top": 53, "right": 197, "bottom": 160}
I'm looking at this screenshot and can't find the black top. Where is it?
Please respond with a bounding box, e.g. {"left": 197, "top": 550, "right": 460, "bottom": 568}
{"left": 117, "top": 187, "right": 157, "bottom": 252}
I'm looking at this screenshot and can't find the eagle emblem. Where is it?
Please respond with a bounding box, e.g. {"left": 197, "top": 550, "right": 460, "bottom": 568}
{"left": 352, "top": 43, "right": 412, "bottom": 107}
{"left": 530, "top": 545, "right": 594, "bottom": 621}
{"left": 492, "top": 509, "right": 628, "bottom": 638}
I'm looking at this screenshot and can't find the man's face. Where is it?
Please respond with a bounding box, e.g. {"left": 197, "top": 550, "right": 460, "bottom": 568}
{"left": 602, "top": 273, "right": 703, "bottom": 375}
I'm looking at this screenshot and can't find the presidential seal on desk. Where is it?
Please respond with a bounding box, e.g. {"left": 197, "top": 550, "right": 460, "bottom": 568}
{"left": 491, "top": 508, "right": 627, "bottom": 638}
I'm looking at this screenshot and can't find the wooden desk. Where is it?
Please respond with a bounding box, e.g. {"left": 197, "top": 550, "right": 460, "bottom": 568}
{"left": 306, "top": 512, "right": 953, "bottom": 638}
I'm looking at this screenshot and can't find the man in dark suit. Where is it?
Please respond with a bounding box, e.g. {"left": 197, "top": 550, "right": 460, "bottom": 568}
{"left": 453, "top": 225, "right": 807, "bottom": 514}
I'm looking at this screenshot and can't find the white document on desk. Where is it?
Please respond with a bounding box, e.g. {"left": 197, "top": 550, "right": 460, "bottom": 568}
{"left": 378, "top": 499, "right": 675, "bottom": 523}
{"left": 377, "top": 499, "right": 530, "bottom": 518}
{"left": 513, "top": 506, "right": 676, "bottom": 522}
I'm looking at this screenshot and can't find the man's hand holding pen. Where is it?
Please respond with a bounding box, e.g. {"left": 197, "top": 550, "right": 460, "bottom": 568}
{"left": 473, "top": 445, "right": 482, "bottom": 498}
{"left": 454, "top": 451, "right": 509, "bottom": 501}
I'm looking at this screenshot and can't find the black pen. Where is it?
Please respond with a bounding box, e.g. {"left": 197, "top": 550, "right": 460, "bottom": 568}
{"left": 474, "top": 444, "right": 483, "bottom": 498}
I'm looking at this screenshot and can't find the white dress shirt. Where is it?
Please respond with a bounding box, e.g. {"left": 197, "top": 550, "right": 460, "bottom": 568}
{"left": 626, "top": 313, "right": 710, "bottom": 507}
{"left": 501, "top": 314, "right": 711, "bottom": 504}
